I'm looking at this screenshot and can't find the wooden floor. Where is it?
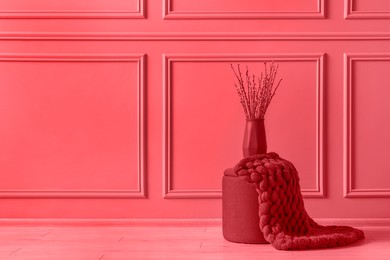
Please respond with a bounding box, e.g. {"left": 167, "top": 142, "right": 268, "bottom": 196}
{"left": 0, "top": 223, "right": 389, "bottom": 260}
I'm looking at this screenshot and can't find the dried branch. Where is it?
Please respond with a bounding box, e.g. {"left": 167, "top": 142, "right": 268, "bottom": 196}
{"left": 231, "top": 62, "right": 282, "bottom": 120}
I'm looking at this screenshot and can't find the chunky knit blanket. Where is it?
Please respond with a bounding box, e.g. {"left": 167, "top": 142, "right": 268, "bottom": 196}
{"left": 233, "top": 152, "right": 364, "bottom": 250}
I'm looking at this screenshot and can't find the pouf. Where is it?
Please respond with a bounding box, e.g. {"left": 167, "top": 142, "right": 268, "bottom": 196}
{"left": 222, "top": 168, "right": 268, "bottom": 244}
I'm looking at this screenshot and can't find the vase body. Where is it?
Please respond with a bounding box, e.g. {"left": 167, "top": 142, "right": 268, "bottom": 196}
{"left": 222, "top": 169, "right": 268, "bottom": 244}
{"left": 242, "top": 119, "right": 267, "bottom": 157}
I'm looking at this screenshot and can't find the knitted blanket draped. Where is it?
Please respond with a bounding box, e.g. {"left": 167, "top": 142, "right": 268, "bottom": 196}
{"left": 233, "top": 152, "right": 364, "bottom": 250}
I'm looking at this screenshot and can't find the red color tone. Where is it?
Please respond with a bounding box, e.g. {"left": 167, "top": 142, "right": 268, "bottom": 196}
{"left": 242, "top": 119, "right": 267, "bottom": 157}
{"left": 0, "top": 54, "right": 145, "bottom": 198}
{"left": 0, "top": 0, "right": 389, "bottom": 220}
{"left": 222, "top": 169, "right": 267, "bottom": 244}
{"left": 235, "top": 153, "right": 364, "bottom": 250}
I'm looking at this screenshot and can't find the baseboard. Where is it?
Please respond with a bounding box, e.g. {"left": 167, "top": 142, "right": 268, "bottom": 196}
{"left": 0, "top": 218, "right": 221, "bottom": 227}
{"left": 0, "top": 218, "right": 389, "bottom": 227}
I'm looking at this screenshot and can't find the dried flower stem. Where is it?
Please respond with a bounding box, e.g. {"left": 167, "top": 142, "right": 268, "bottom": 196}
{"left": 231, "top": 62, "right": 282, "bottom": 120}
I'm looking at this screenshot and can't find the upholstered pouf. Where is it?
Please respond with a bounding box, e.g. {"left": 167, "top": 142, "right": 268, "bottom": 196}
{"left": 222, "top": 168, "right": 268, "bottom": 244}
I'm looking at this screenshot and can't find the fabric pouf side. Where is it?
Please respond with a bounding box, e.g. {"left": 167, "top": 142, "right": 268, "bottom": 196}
{"left": 222, "top": 168, "right": 268, "bottom": 244}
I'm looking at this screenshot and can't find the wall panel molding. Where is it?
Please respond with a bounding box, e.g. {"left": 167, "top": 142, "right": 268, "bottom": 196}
{"left": 163, "top": 53, "right": 325, "bottom": 199}
{"left": 163, "top": 0, "right": 325, "bottom": 19}
{"left": 0, "top": 53, "right": 146, "bottom": 198}
{"left": 343, "top": 53, "right": 390, "bottom": 198}
{"left": 0, "top": 0, "right": 145, "bottom": 19}
{"left": 345, "top": 0, "right": 390, "bottom": 19}
{"left": 1, "top": 32, "right": 390, "bottom": 41}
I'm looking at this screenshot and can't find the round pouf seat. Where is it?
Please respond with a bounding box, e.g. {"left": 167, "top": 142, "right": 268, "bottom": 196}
{"left": 222, "top": 168, "right": 268, "bottom": 244}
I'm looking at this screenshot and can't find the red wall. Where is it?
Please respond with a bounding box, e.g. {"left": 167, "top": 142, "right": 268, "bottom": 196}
{"left": 0, "top": 0, "right": 389, "bottom": 219}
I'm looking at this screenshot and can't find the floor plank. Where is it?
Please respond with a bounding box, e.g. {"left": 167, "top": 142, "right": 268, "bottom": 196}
{"left": 0, "top": 225, "right": 389, "bottom": 259}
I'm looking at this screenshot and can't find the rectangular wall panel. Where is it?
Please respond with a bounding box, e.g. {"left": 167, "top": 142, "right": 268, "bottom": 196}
{"left": 344, "top": 53, "right": 390, "bottom": 197}
{"left": 0, "top": 54, "right": 145, "bottom": 198}
{"left": 163, "top": 54, "right": 324, "bottom": 198}
{"left": 0, "top": 0, "right": 144, "bottom": 18}
{"left": 345, "top": 0, "right": 390, "bottom": 18}
{"left": 164, "top": 0, "right": 324, "bottom": 19}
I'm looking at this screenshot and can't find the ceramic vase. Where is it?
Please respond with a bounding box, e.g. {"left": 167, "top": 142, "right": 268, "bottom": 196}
{"left": 242, "top": 119, "right": 267, "bottom": 157}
